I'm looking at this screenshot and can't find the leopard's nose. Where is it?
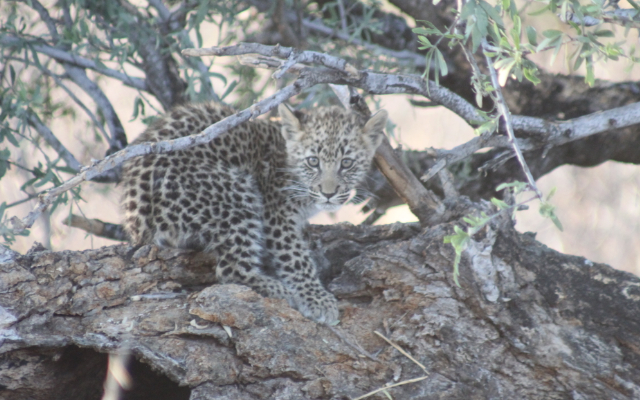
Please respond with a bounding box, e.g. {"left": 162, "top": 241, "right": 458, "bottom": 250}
{"left": 320, "top": 189, "right": 338, "bottom": 200}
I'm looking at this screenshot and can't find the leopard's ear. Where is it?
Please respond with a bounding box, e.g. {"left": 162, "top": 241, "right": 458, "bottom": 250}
{"left": 278, "top": 103, "right": 304, "bottom": 141}
{"left": 362, "top": 109, "right": 388, "bottom": 152}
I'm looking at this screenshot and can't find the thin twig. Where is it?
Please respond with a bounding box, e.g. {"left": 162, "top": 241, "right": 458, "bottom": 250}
{"left": 351, "top": 375, "right": 429, "bottom": 400}
{"left": 63, "top": 65, "right": 127, "bottom": 153}
{"left": 336, "top": 0, "right": 349, "bottom": 35}
{"left": 301, "top": 18, "right": 427, "bottom": 67}
{"left": 326, "top": 325, "right": 379, "bottom": 362}
{"left": 373, "top": 331, "right": 427, "bottom": 372}
{"left": 182, "top": 42, "right": 361, "bottom": 78}
{"left": 350, "top": 331, "right": 430, "bottom": 400}
{"left": 483, "top": 40, "right": 543, "bottom": 199}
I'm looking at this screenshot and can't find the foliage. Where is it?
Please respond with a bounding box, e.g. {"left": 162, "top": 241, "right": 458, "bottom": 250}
{"left": 410, "top": 0, "right": 632, "bottom": 273}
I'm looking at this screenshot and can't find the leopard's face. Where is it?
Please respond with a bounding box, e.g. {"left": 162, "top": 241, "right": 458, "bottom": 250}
{"left": 278, "top": 105, "right": 387, "bottom": 210}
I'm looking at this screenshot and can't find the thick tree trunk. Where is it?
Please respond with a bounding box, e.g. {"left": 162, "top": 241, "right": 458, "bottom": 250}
{"left": 1, "top": 220, "right": 639, "bottom": 399}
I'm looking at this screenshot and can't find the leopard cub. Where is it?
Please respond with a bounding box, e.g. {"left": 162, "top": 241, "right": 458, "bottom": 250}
{"left": 122, "top": 102, "right": 387, "bottom": 323}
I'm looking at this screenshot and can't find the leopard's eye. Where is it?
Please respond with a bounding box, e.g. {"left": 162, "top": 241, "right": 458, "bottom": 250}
{"left": 340, "top": 158, "right": 354, "bottom": 169}
{"left": 306, "top": 156, "right": 319, "bottom": 167}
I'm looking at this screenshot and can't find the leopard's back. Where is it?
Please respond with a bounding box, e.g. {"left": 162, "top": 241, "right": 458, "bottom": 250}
{"left": 121, "top": 102, "right": 286, "bottom": 247}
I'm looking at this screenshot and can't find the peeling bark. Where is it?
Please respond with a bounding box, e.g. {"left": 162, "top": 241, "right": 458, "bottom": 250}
{"left": 1, "top": 221, "right": 639, "bottom": 399}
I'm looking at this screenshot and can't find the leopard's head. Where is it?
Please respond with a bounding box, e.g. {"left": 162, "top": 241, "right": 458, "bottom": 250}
{"left": 279, "top": 104, "right": 387, "bottom": 211}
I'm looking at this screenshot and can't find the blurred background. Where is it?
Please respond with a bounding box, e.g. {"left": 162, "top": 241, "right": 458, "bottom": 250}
{"left": 2, "top": 1, "right": 639, "bottom": 275}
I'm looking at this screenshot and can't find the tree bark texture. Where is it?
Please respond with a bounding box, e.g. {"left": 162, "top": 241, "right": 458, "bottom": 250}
{"left": 1, "top": 221, "right": 639, "bottom": 399}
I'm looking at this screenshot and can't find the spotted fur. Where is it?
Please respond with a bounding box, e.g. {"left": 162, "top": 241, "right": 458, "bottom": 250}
{"left": 121, "top": 102, "right": 387, "bottom": 323}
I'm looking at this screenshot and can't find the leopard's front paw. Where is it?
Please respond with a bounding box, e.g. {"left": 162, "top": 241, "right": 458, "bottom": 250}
{"left": 292, "top": 288, "right": 339, "bottom": 324}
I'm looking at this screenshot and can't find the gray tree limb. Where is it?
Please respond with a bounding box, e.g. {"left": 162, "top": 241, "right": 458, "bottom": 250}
{"left": 25, "top": 113, "right": 82, "bottom": 173}
{"left": 2, "top": 222, "right": 639, "bottom": 399}
{"left": 0, "top": 36, "right": 148, "bottom": 91}
{"left": 147, "top": 0, "right": 218, "bottom": 102}
{"left": 62, "top": 65, "right": 128, "bottom": 154}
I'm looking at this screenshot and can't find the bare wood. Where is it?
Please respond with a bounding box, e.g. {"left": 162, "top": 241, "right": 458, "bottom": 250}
{"left": 374, "top": 139, "right": 444, "bottom": 224}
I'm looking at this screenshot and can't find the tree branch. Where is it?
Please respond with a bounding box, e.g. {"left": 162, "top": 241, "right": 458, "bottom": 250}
{"left": 10, "top": 42, "right": 640, "bottom": 234}
{"left": 147, "top": 0, "right": 217, "bottom": 102}
{"left": 483, "top": 40, "right": 543, "bottom": 199}
{"left": 183, "top": 43, "right": 362, "bottom": 78}
{"left": 118, "top": 0, "right": 186, "bottom": 110}
{"left": 0, "top": 36, "right": 148, "bottom": 91}
{"left": 62, "top": 65, "right": 128, "bottom": 154}
{"left": 7, "top": 67, "right": 331, "bottom": 234}
{"left": 300, "top": 18, "right": 427, "bottom": 67}
{"left": 26, "top": 112, "right": 82, "bottom": 172}
{"left": 564, "top": 7, "right": 640, "bottom": 29}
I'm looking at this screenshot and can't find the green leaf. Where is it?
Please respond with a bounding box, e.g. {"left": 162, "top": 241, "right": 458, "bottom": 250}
{"left": 4, "top": 129, "right": 19, "bottom": 147}
{"left": 0, "top": 148, "right": 10, "bottom": 179}
{"left": 539, "top": 202, "right": 563, "bottom": 231}
{"left": 459, "top": 0, "right": 477, "bottom": 20}
{"left": 594, "top": 30, "right": 614, "bottom": 38}
{"left": 220, "top": 80, "right": 238, "bottom": 101}
{"left": 478, "top": 0, "right": 504, "bottom": 26}
{"left": 207, "top": 71, "right": 227, "bottom": 86}
{"left": 585, "top": 57, "right": 595, "bottom": 86}
{"left": 435, "top": 48, "right": 448, "bottom": 77}
{"left": 511, "top": 15, "right": 521, "bottom": 49}
{"left": 542, "top": 29, "right": 563, "bottom": 39}
{"left": 526, "top": 26, "right": 538, "bottom": 47}
{"left": 574, "top": 53, "right": 584, "bottom": 70}
{"left": 412, "top": 27, "right": 442, "bottom": 36}
{"left": 496, "top": 180, "right": 528, "bottom": 193}
{"left": 474, "top": 118, "right": 498, "bottom": 135}
{"left": 550, "top": 213, "right": 564, "bottom": 231}
{"left": 130, "top": 97, "right": 145, "bottom": 121}
{"left": 444, "top": 225, "right": 471, "bottom": 288}
{"left": 417, "top": 35, "right": 433, "bottom": 48}
{"left": 546, "top": 187, "right": 557, "bottom": 201}
{"left": 34, "top": 170, "right": 55, "bottom": 188}
{"left": 9, "top": 65, "right": 16, "bottom": 86}
{"left": 54, "top": 166, "right": 79, "bottom": 174}
{"left": 528, "top": 5, "right": 549, "bottom": 16}
{"left": 491, "top": 197, "right": 510, "bottom": 210}
{"left": 523, "top": 67, "right": 541, "bottom": 85}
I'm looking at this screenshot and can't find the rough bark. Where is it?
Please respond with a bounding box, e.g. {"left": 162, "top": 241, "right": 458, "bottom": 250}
{"left": 1, "top": 220, "right": 639, "bottom": 400}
